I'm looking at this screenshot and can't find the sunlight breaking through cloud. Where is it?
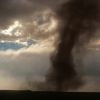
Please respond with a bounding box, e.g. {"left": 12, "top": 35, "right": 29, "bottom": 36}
{"left": 1, "top": 21, "right": 22, "bottom": 36}
{"left": 0, "top": 9, "right": 58, "bottom": 45}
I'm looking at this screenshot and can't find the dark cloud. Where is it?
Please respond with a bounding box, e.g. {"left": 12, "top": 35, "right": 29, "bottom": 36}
{"left": 0, "top": 0, "right": 67, "bottom": 29}
{"left": 0, "top": 0, "right": 66, "bottom": 42}
{"left": 0, "top": 0, "right": 35, "bottom": 28}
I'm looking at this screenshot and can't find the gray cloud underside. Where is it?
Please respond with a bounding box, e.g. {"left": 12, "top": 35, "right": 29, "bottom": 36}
{"left": 0, "top": 0, "right": 67, "bottom": 29}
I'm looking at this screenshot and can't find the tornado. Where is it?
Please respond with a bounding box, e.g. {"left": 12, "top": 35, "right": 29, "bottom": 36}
{"left": 46, "top": 0, "right": 100, "bottom": 91}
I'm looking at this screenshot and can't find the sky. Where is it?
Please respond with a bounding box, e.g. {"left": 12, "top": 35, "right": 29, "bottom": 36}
{"left": 0, "top": 0, "right": 63, "bottom": 42}
{"left": 0, "top": 0, "right": 100, "bottom": 91}
{"left": 0, "top": 0, "right": 62, "bottom": 90}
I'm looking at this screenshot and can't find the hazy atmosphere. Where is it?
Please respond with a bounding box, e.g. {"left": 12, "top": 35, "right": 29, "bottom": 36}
{"left": 0, "top": 0, "right": 100, "bottom": 92}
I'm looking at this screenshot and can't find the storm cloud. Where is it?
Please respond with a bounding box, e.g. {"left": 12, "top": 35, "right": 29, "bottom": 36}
{"left": 0, "top": 0, "right": 100, "bottom": 92}
{"left": 0, "top": 0, "right": 66, "bottom": 29}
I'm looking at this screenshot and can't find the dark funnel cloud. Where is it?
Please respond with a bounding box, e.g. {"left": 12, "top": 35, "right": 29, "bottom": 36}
{"left": 46, "top": 0, "right": 100, "bottom": 91}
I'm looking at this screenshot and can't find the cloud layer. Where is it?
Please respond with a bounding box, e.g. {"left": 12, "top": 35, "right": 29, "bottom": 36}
{"left": 0, "top": 0, "right": 67, "bottom": 29}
